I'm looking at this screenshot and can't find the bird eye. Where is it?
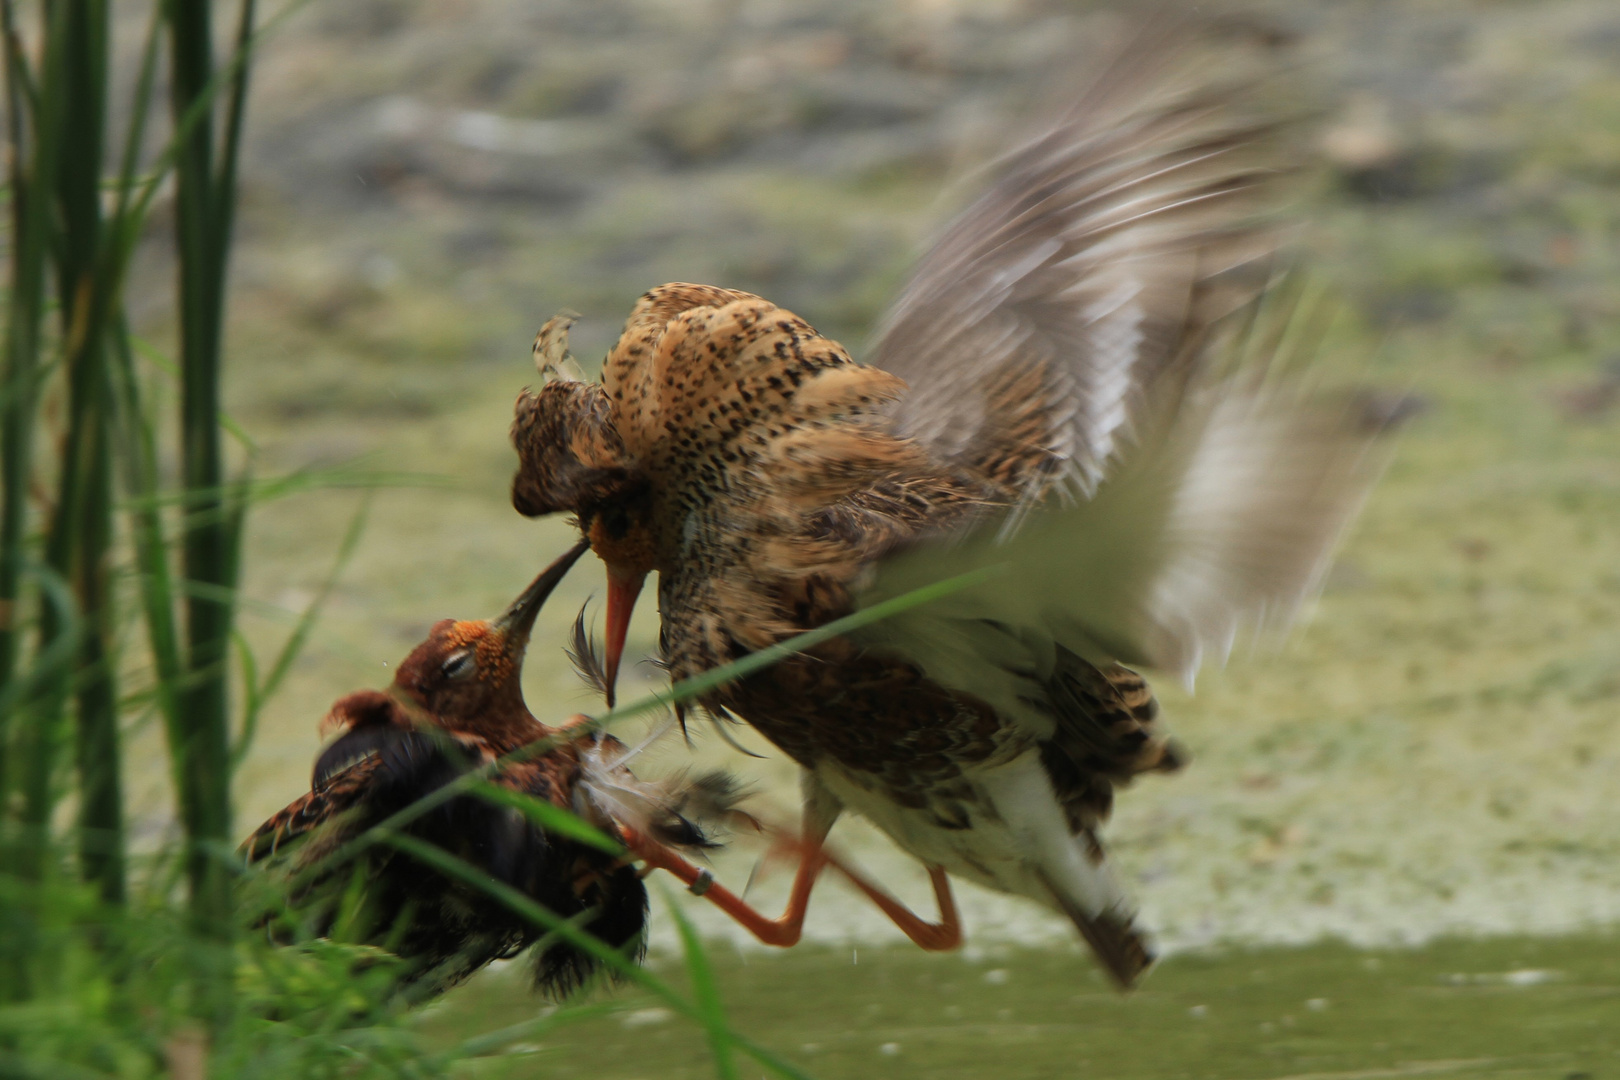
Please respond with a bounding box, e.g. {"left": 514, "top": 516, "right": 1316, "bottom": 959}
{"left": 441, "top": 649, "right": 477, "bottom": 682}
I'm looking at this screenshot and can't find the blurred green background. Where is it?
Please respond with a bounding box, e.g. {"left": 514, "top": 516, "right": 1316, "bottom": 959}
{"left": 114, "top": 0, "right": 1620, "bottom": 1071}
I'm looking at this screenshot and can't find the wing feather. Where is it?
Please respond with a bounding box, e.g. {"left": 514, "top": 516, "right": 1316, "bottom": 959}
{"left": 870, "top": 16, "right": 1292, "bottom": 496}
{"left": 854, "top": 352, "right": 1384, "bottom": 700}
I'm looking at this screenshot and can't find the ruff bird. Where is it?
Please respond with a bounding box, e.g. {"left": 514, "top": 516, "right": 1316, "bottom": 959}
{"left": 241, "top": 542, "right": 748, "bottom": 999}
{"left": 508, "top": 21, "right": 1381, "bottom": 987}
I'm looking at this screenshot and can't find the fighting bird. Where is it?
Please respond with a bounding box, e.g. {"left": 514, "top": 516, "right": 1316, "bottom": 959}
{"left": 508, "top": 21, "right": 1383, "bottom": 987}
{"left": 241, "top": 542, "right": 748, "bottom": 999}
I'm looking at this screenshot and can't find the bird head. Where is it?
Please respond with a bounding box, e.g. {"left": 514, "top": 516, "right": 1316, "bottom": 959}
{"left": 509, "top": 300, "right": 720, "bottom": 710}
{"left": 511, "top": 285, "right": 913, "bottom": 708}
{"left": 508, "top": 372, "right": 659, "bottom": 603}
{"left": 510, "top": 375, "right": 654, "bottom": 711}
{"left": 388, "top": 540, "right": 589, "bottom": 734}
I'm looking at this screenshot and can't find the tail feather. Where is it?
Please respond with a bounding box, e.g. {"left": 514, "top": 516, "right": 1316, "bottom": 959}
{"left": 972, "top": 753, "right": 1153, "bottom": 987}
{"left": 1034, "top": 866, "right": 1154, "bottom": 988}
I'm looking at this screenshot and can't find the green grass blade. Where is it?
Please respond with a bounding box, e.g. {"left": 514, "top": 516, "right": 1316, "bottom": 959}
{"left": 371, "top": 830, "right": 673, "bottom": 999}
{"left": 117, "top": 460, "right": 452, "bottom": 518}
{"left": 0, "top": 565, "right": 81, "bottom": 727}
{"left": 107, "top": 4, "right": 161, "bottom": 230}
{"left": 11, "top": 561, "right": 82, "bottom": 883}
{"left": 212, "top": 0, "right": 257, "bottom": 263}
{"left": 44, "top": 0, "right": 125, "bottom": 907}
{"left": 0, "top": 0, "right": 39, "bottom": 120}
{"left": 598, "top": 563, "right": 1008, "bottom": 726}
{"left": 464, "top": 780, "right": 624, "bottom": 856}
{"left": 124, "top": 0, "right": 319, "bottom": 235}
{"left": 231, "top": 630, "right": 263, "bottom": 753}
{"left": 160, "top": 0, "right": 267, "bottom": 1024}
{"left": 0, "top": 0, "right": 59, "bottom": 820}
{"left": 231, "top": 493, "right": 370, "bottom": 770}
{"left": 126, "top": 332, "right": 256, "bottom": 453}
{"left": 108, "top": 317, "right": 184, "bottom": 775}
{"left": 663, "top": 883, "right": 739, "bottom": 1080}
{"left": 284, "top": 566, "right": 997, "bottom": 899}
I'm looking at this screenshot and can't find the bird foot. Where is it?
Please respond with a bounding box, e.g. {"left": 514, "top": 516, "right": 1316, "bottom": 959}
{"left": 619, "top": 823, "right": 962, "bottom": 952}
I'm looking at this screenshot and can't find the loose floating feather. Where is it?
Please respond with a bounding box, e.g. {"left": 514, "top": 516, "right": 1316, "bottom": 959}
{"left": 567, "top": 606, "right": 612, "bottom": 700}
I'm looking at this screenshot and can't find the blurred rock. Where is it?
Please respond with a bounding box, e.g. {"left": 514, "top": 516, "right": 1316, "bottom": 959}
{"left": 1550, "top": 357, "right": 1620, "bottom": 420}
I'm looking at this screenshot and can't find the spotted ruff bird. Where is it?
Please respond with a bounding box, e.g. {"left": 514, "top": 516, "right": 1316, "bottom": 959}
{"left": 508, "top": 22, "right": 1382, "bottom": 987}
{"left": 241, "top": 542, "right": 745, "bottom": 999}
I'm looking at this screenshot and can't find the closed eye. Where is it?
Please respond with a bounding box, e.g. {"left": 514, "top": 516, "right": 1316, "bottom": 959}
{"left": 441, "top": 649, "right": 477, "bottom": 682}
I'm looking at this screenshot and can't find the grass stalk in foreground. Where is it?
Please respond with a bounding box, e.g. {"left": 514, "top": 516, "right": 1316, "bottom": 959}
{"left": 668, "top": 886, "right": 740, "bottom": 1080}
{"left": 277, "top": 564, "right": 1007, "bottom": 905}
{"left": 379, "top": 832, "right": 814, "bottom": 1080}
{"left": 0, "top": 0, "right": 265, "bottom": 1023}
{"left": 167, "top": 0, "right": 249, "bottom": 961}
{"left": 48, "top": 0, "right": 125, "bottom": 907}
{"left": 0, "top": 0, "right": 61, "bottom": 893}
{"left": 1, "top": 0, "right": 947, "bottom": 1069}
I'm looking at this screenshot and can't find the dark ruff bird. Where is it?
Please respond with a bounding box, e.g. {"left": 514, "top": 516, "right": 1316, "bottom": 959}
{"left": 241, "top": 542, "right": 743, "bottom": 999}
{"left": 508, "top": 22, "right": 1382, "bottom": 987}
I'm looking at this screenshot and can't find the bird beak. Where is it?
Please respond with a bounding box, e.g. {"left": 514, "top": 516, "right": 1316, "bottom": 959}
{"left": 495, "top": 539, "right": 591, "bottom": 656}
{"left": 601, "top": 564, "right": 646, "bottom": 710}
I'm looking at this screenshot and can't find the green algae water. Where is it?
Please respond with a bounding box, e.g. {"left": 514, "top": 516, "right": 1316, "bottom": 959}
{"left": 425, "top": 934, "right": 1620, "bottom": 1079}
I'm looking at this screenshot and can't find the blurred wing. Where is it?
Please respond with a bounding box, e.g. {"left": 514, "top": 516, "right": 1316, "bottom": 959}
{"left": 853, "top": 363, "right": 1384, "bottom": 706}
{"left": 870, "top": 17, "right": 1289, "bottom": 495}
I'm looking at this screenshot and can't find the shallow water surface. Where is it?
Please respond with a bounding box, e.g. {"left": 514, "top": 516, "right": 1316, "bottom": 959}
{"left": 426, "top": 932, "right": 1620, "bottom": 1079}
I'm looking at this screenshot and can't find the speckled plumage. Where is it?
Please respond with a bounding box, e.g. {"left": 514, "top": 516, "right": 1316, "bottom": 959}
{"left": 508, "top": 20, "right": 1380, "bottom": 988}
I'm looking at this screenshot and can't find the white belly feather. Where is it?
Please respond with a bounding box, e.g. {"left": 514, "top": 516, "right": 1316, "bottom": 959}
{"left": 814, "top": 752, "right": 1134, "bottom": 926}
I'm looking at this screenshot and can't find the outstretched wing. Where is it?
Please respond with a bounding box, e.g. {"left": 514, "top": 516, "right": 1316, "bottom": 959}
{"left": 870, "top": 16, "right": 1289, "bottom": 496}
{"left": 854, "top": 339, "right": 1384, "bottom": 701}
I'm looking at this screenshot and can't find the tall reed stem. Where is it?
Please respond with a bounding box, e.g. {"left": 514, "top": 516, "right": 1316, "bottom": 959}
{"left": 165, "top": 0, "right": 258, "bottom": 1022}
{"left": 51, "top": 0, "right": 123, "bottom": 907}
{"left": 0, "top": 0, "right": 55, "bottom": 848}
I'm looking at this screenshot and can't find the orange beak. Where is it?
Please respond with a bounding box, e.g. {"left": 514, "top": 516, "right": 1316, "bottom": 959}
{"left": 602, "top": 565, "right": 646, "bottom": 709}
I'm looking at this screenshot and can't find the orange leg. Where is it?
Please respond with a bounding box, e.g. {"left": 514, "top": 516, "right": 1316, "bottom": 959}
{"left": 622, "top": 825, "right": 827, "bottom": 947}
{"left": 826, "top": 859, "right": 961, "bottom": 952}
{"left": 620, "top": 825, "right": 961, "bottom": 952}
